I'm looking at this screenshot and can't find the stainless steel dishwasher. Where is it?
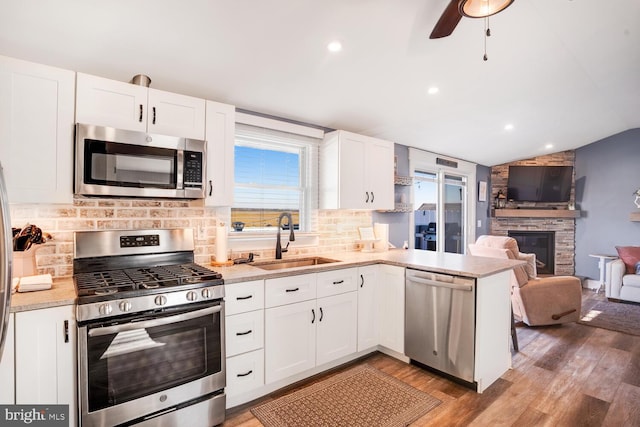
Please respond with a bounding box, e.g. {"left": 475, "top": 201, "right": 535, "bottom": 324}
{"left": 405, "top": 268, "right": 476, "bottom": 384}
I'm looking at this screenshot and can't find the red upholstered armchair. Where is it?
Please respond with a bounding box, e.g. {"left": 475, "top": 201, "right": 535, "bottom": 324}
{"left": 468, "top": 235, "right": 582, "bottom": 326}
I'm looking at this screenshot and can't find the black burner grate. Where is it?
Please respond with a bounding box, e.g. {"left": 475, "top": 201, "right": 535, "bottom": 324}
{"left": 74, "top": 263, "right": 222, "bottom": 297}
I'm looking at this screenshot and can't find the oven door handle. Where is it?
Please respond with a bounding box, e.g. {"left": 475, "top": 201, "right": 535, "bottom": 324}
{"left": 88, "top": 305, "right": 221, "bottom": 337}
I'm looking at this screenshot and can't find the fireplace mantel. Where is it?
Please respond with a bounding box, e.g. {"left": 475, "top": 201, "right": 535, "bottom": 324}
{"left": 493, "top": 209, "right": 581, "bottom": 219}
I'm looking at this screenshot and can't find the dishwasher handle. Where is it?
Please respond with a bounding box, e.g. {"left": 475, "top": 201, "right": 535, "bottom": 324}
{"left": 407, "top": 275, "right": 473, "bottom": 292}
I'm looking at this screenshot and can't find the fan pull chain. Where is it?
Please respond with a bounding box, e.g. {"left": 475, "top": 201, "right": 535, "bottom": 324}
{"left": 483, "top": 16, "right": 491, "bottom": 61}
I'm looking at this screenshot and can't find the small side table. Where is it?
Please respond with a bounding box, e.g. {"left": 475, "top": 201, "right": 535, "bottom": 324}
{"left": 589, "top": 254, "right": 618, "bottom": 294}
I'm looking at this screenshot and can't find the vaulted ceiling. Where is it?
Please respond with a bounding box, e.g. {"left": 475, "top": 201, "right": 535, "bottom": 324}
{"left": 1, "top": 0, "right": 638, "bottom": 166}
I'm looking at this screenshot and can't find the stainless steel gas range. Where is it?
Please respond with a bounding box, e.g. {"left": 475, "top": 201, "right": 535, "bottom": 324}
{"left": 73, "top": 228, "right": 225, "bottom": 427}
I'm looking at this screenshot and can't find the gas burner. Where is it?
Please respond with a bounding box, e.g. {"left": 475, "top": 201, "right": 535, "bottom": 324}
{"left": 94, "top": 288, "right": 118, "bottom": 296}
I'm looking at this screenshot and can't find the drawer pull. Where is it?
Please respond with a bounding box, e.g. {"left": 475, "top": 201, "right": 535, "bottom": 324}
{"left": 236, "top": 295, "right": 253, "bottom": 300}
{"left": 285, "top": 287, "right": 299, "bottom": 293}
{"left": 332, "top": 280, "right": 344, "bottom": 285}
{"left": 237, "top": 370, "right": 253, "bottom": 377}
{"left": 236, "top": 330, "right": 252, "bottom": 336}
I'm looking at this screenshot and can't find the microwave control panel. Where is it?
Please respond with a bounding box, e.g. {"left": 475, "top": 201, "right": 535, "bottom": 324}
{"left": 183, "top": 151, "right": 203, "bottom": 187}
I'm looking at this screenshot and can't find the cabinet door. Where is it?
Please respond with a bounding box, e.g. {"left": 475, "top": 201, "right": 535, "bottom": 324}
{"left": 316, "top": 292, "right": 358, "bottom": 366}
{"left": 367, "top": 138, "right": 394, "bottom": 210}
{"left": 0, "top": 313, "right": 14, "bottom": 404}
{"left": 0, "top": 55, "right": 75, "bottom": 203}
{"left": 316, "top": 267, "right": 358, "bottom": 298}
{"left": 265, "top": 300, "right": 316, "bottom": 383}
{"left": 226, "top": 349, "right": 264, "bottom": 404}
{"left": 204, "top": 100, "right": 235, "bottom": 206}
{"left": 15, "top": 305, "right": 76, "bottom": 426}
{"left": 226, "top": 310, "right": 264, "bottom": 357}
{"left": 357, "top": 265, "right": 379, "bottom": 351}
{"left": 265, "top": 274, "right": 316, "bottom": 308}
{"left": 338, "top": 132, "right": 367, "bottom": 208}
{"left": 378, "top": 265, "right": 405, "bottom": 354}
{"left": 147, "top": 88, "right": 205, "bottom": 139}
{"left": 225, "top": 279, "right": 264, "bottom": 315}
{"left": 76, "top": 72, "right": 147, "bottom": 132}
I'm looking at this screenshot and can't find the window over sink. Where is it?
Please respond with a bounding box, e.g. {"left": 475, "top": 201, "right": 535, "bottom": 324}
{"left": 232, "top": 122, "right": 320, "bottom": 233}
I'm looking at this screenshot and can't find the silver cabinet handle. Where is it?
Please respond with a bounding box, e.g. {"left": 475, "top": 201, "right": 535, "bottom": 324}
{"left": 89, "top": 305, "right": 220, "bottom": 337}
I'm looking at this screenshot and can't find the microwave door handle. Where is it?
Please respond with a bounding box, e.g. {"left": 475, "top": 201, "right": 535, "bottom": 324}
{"left": 88, "top": 305, "right": 221, "bottom": 337}
{"left": 176, "top": 150, "right": 184, "bottom": 190}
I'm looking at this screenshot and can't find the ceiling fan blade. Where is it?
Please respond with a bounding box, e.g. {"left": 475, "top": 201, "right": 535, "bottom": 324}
{"left": 429, "top": 0, "right": 463, "bottom": 39}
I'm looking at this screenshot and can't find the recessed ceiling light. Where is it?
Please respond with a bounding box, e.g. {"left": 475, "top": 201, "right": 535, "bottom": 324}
{"left": 504, "top": 124, "right": 514, "bottom": 131}
{"left": 427, "top": 87, "right": 439, "bottom": 95}
{"left": 327, "top": 41, "right": 342, "bottom": 53}
{"left": 545, "top": 143, "right": 554, "bottom": 150}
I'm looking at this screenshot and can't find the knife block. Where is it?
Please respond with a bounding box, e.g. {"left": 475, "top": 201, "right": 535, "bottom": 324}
{"left": 12, "top": 248, "right": 37, "bottom": 279}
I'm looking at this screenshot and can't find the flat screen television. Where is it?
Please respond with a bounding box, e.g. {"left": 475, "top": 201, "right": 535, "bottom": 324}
{"left": 507, "top": 166, "right": 573, "bottom": 202}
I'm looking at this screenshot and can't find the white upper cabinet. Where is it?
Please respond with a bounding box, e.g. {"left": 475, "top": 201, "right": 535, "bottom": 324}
{"left": 320, "top": 130, "right": 394, "bottom": 210}
{"left": 76, "top": 73, "right": 206, "bottom": 140}
{"left": 0, "top": 55, "right": 75, "bottom": 204}
{"left": 205, "top": 100, "right": 235, "bottom": 206}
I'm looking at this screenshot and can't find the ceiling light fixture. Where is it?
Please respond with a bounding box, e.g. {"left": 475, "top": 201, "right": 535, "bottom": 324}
{"left": 545, "top": 143, "right": 554, "bottom": 150}
{"left": 427, "top": 87, "right": 439, "bottom": 95}
{"left": 327, "top": 41, "right": 342, "bottom": 53}
{"left": 504, "top": 124, "right": 514, "bottom": 131}
{"left": 459, "top": 0, "right": 514, "bottom": 18}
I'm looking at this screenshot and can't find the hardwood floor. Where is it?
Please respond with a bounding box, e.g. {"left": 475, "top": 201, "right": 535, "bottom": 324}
{"left": 223, "top": 290, "right": 640, "bottom": 426}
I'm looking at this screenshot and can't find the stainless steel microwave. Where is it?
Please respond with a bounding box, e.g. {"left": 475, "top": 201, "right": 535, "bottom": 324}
{"left": 75, "top": 123, "right": 206, "bottom": 199}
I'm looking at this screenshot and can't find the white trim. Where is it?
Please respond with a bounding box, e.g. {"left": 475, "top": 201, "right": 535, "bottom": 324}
{"left": 236, "top": 112, "right": 325, "bottom": 139}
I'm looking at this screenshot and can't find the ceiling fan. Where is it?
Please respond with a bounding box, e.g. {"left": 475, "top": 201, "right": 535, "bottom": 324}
{"left": 430, "top": 0, "right": 515, "bottom": 39}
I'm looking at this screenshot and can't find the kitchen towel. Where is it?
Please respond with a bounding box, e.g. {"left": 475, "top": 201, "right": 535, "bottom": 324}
{"left": 373, "top": 223, "right": 389, "bottom": 252}
{"left": 215, "top": 224, "right": 228, "bottom": 262}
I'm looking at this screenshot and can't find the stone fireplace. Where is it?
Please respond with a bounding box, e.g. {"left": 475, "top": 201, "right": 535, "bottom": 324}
{"left": 490, "top": 150, "right": 577, "bottom": 276}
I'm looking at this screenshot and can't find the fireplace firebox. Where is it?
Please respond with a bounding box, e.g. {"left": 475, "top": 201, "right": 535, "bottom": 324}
{"left": 508, "top": 231, "right": 555, "bottom": 275}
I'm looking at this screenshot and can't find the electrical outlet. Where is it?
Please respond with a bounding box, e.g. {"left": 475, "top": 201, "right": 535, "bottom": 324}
{"left": 477, "top": 220, "right": 482, "bottom": 228}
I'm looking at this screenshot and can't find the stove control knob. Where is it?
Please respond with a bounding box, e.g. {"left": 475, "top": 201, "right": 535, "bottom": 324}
{"left": 154, "top": 295, "right": 168, "bottom": 306}
{"left": 98, "top": 303, "right": 113, "bottom": 316}
{"left": 119, "top": 301, "right": 132, "bottom": 312}
{"left": 201, "top": 288, "right": 212, "bottom": 299}
{"left": 186, "top": 291, "right": 198, "bottom": 302}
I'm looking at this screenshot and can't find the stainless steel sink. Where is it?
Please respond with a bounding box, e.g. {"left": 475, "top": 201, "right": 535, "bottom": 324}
{"left": 252, "top": 257, "right": 340, "bottom": 270}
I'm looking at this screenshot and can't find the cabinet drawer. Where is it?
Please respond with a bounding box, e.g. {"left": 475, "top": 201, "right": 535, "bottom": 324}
{"left": 265, "top": 274, "right": 317, "bottom": 308}
{"left": 317, "top": 268, "right": 358, "bottom": 298}
{"left": 226, "top": 310, "right": 264, "bottom": 357}
{"left": 226, "top": 349, "right": 264, "bottom": 399}
{"left": 225, "top": 280, "right": 264, "bottom": 315}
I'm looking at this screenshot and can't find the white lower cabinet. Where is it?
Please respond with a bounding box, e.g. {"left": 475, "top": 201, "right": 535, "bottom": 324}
{"left": 315, "top": 292, "right": 358, "bottom": 366}
{"left": 224, "top": 280, "right": 265, "bottom": 407}
{"left": 226, "top": 349, "right": 265, "bottom": 400}
{"left": 0, "top": 313, "right": 14, "bottom": 404}
{"left": 357, "top": 265, "right": 379, "bottom": 351}
{"left": 14, "top": 305, "right": 76, "bottom": 427}
{"left": 377, "top": 264, "right": 405, "bottom": 354}
{"left": 265, "top": 270, "right": 358, "bottom": 384}
{"left": 265, "top": 299, "right": 317, "bottom": 383}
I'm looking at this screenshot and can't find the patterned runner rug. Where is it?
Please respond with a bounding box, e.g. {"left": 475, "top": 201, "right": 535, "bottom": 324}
{"left": 251, "top": 364, "right": 441, "bottom": 427}
{"left": 579, "top": 297, "right": 640, "bottom": 336}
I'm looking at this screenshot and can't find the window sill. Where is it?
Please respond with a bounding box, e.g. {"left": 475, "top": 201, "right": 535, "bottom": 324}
{"left": 228, "top": 232, "right": 320, "bottom": 252}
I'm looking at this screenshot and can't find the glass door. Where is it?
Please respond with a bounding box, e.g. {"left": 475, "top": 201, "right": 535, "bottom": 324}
{"left": 413, "top": 171, "right": 467, "bottom": 254}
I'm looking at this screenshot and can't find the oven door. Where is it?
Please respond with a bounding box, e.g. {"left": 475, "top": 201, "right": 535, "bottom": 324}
{"left": 78, "top": 301, "right": 225, "bottom": 427}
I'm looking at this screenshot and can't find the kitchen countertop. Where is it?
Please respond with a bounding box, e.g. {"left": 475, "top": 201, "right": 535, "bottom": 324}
{"left": 217, "top": 249, "right": 525, "bottom": 284}
{"left": 8, "top": 249, "right": 523, "bottom": 312}
{"left": 10, "top": 277, "right": 76, "bottom": 313}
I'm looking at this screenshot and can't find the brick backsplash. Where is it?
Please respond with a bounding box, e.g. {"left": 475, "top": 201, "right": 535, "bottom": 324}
{"left": 490, "top": 150, "right": 577, "bottom": 275}
{"left": 10, "top": 197, "right": 373, "bottom": 278}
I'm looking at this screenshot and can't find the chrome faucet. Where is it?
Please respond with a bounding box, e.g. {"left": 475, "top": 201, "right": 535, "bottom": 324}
{"left": 275, "top": 212, "right": 295, "bottom": 259}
